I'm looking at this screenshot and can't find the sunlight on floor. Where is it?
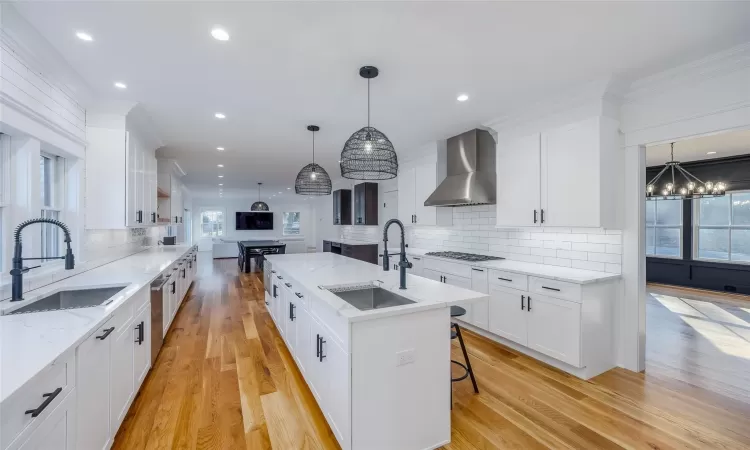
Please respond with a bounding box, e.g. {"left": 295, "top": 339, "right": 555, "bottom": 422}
{"left": 684, "top": 299, "right": 750, "bottom": 327}
{"left": 680, "top": 316, "right": 750, "bottom": 359}
{"left": 652, "top": 294, "right": 708, "bottom": 318}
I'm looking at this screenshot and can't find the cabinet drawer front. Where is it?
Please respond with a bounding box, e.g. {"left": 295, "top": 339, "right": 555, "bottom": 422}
{"left": 110, "top": 295, "right": 134, "bottom": 336}
{"left": 423, "top": 258, "right": 472, "bottom": 278}
{"left": 528, "top": 277, "right": 581, "bottom": 303}
{"left": 1, "top": 352, "right": 75, "bottom": 450}
{"left": 526, "top": 294, "right": 582, "bottom": 367}
{"left": 310, "top": 291, "right": 349, "bottom": 352}
{"left": 488, "top": 269, "right": 528, "bottom": 291}
{"left": 132, "top": 285, "right": 150, "bottom": 313}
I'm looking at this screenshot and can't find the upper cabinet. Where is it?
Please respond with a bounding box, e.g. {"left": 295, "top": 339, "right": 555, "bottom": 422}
{"left": 398, "top": 161, "right": 452, "bottom": 226}
{"left": 353, "top": 182, "right": 378, "bottom": 225}
{"left": 495, "top": 116, "right": 620, "bottom": 229}
{"left": 85, "top": 111, "right": 159, "bottom": 229}
{"left": 156, "top": 165, "right": 184, "bottom": 225}
{"left": 332, "top": 189, "right": 352, "bottom": 225}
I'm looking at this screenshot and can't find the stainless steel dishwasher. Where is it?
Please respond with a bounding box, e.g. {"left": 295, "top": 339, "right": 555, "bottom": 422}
{"left": 150, "top": 275, "right": 170, "bottom": 365}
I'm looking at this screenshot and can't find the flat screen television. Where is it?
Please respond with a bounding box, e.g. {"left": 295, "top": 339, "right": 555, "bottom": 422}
{"left": 236, "top": 212, "right": 273, "bottom": 230}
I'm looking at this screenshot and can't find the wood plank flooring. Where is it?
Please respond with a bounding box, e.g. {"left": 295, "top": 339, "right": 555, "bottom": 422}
{"left": 113, "top": 256, "right": 750, "bottom": 449}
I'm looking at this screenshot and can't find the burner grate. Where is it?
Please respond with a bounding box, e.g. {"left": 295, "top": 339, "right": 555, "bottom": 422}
{"left": 425, "top": 251, "right": 504, "bottom": 262}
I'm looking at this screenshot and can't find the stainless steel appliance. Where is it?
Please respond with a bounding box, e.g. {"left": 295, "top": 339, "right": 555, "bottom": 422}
{"left": 150, "top": 275, "right": 169, "bottom": 365}
{"left": 425, "top": 251, "right": 504, "bottom": 262}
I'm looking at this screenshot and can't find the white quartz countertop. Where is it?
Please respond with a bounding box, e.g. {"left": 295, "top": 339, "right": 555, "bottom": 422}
{"left": 400, "top": 248, "right": 620, "bottom": 284}
{"left": 265, "top": 253, "right": 489, "bottom": 323}
{"left": 0, "top": 245, "right": 194, "bottom": 403}
{"left": 323, "top": 238, "right": 380, "bottom": 246}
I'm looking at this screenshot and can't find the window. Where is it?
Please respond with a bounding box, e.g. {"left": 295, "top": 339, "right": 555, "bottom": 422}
{"left": 283, "top": 212, "right": 300, "bottom": 236}
{"left": 40, "top": 153, "right": 64, "bottom": 261}
{"left": 200, "top": 209, "right": 224, "bottom": 237}
{"left": 646, "top": 200, "right": 682, "bottom": 257}
{"left": 695, "top": 191, "right": 750, "bottom": 262}
{"left": 0, "top": 134, "right": 8, "bottom": 271}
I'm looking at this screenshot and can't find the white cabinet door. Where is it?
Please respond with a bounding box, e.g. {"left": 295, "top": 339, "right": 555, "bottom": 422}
{"left": 296, "top": 306, "right": 312, "bottom": 378}
{"left": 526, "top": 294, "right": 581, "bottom": 367}
{"left": 413, "top": 162, "right": 437, "bottom": 225}
{"left": 125, "top": 131, "right": 138, "bottom": 227}
{"left": 320, "top": 336, "right": 350, "bottom": 448}
{"left": 14, "top": 389, "right": 76, "bottom": 450}
{"left": 147, "top": 153, "right": 158, "bottom": 225}
{"left": 110, "top": 326, "right": 135, "bottom": 432}
{"left": 488, "top": 285, "right": 528, "bottom": 346}
{"left": 408, "top": 256, "right": 424, "bottom": 277}
{"left": 76, "top": 321, "right": 113, "bottom": 450}
{"left": 442, "top": 273, "right": 471, "bottom": 290}
{"left": 133, "top": 307, "right": 151, "bottom": 387}
{"left": 135, "top": 141, "right": 145, "bottom": 227}
{"left": 307, "top": 318, "right": 327, "bottom": 404}
{"left": 163, "top": 277, "right": 174, "bottom": 335}
{"left": 286, "top": 293, "right": 299, "bottom": 357}
{"left": 495, "top": 133, "right": 541, "bottom": 227}
{"left": 397, "top": 167, "right": 416, "bottom": 224}
{"left": 541, "top": 117, "right": 601, "bottom": 227}
{"left": 421, "top": 268, "right": 442, "bottom": 282}
{"left": 469, "top": 267, "right": 489, "bottom": 330}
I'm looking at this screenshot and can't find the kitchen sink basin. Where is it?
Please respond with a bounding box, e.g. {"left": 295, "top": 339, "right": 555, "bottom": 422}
{"left": 8, "top": 286, "right": 128, "bottom": 315}
{"left": 328, "top": 284, "right": 415, "bottom": 311}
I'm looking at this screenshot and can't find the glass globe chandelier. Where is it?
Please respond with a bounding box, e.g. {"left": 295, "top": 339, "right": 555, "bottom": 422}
{"left": 340, "top": 66, "right": 398, "bottom": 180}
{"left": 251, "top": 182, "right": 270, "bottom": 211}
{"left": 295, "top": 125, "right": 332, "bottom": 195}
{"left": 646, "top": 142, "right": 727, "bottom": 200}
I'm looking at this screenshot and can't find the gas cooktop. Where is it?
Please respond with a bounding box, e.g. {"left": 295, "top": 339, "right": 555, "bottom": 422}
{"left": 424, "top": 251, "right": 504, "bottom": 262}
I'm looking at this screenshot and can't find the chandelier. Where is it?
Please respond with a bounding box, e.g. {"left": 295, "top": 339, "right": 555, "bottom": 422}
{"left": 646, "top": 142, "right": 726, "bottom": 200}
{"left": 340, "top": 66, "right": 398, "bottom": 180}
{"left": 295, "top": 125, "right": 332, "bottom": 195}
{"left": 251, "top": 183, "right": 270, "bottom": 211}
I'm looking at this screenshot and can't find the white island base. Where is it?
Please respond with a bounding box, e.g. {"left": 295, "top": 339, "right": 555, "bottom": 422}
{"left": 264, "top": 253, "right": 489, "bottom": 450}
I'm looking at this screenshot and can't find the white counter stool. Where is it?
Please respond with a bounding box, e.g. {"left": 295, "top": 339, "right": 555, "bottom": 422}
{"left": 450, "top": 305, "right": 478, "bottom": 407}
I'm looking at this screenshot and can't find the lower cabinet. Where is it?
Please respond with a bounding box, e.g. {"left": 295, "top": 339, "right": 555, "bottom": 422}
{"left": 76, "top": 319, "right": 114, "bottom": 450}
{"left": 526, "top": 294, "right": 581, "bottom": 366}
{"left": 488, "top": 285, "right": 529, "bottom": 345}
{"left": 110, "top": 322, "right": 135, "bottom": 432}
{"left": 407, "top": 256, "right": 424, "bottom": 276}
{"left": 295, "top": 305, "right": 312, "bottom": 378}
{"left": 133, "top": 307, "right": 151, "bottom": 387}
{"left": 11, "top": 389, "right": 77, "bottom": 450}
{"left": 422, "top": 268, "right": 471, "bottom": 289}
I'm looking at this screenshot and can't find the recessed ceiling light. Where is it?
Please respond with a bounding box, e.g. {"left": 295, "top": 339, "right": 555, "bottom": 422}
{"left": 211, "top": 27, "right": 229, "bottom": 41}
{"left": 217, "top": 164, "right": 224, "bottom": 168}
{"left": 707, "top": 151, "right": 717, "bottom": 155}
{"left": 218, "top": 175, "right": 223, "bottom": 178}
{"left": 216, "top": 147, "right": 224, "bottom": 151}
{"left": 76, "top": 31, "right": 93, "bottom": 41}
{"left": 215, "top": 112, "right": 226, "bottom": 119}
{"left": 457, "top": 94, "right": 469, "bottom": 102}
{"left": 114, "top": 82, "right": 127, "bottom": 89}
{"left": 218, "top": 183, "right": 223, "bottom": 186}
{"left": 287, "top": 187, "right": 291, "bottom": 190}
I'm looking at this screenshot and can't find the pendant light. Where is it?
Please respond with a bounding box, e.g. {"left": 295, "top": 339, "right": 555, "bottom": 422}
{"left": 646, "top": 142, "right": 727, "bottom": 200}
{"left": 295, "top": 125, "right": 332, "bottom": 195}
{"left": 340, "top": 66, "right": 398, "bottom": 180}
{"left": 251, "top": 182, "right": 270, "bottom": 211}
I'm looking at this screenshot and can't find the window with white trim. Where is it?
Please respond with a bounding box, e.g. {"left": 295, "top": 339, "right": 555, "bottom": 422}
{"left": 645, "top": 200, "right": 682, "bottom": 258}
{"left": 40, "top": 153, "right": 64, "bottom": 261}
{"left": 0, "top": 134, "right": 8, "bottom": 271}
{"left": 694, "top": 191, "right": 750, "bottom": 262}
{"left": 282, "top": 212, "right": 300, "bottom": 236}
{"left": 200, "top": 209, "right": 224, "bottom": 237}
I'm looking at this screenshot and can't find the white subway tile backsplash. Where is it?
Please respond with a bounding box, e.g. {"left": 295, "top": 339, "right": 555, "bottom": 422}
{"left": 587, "top": 234, "right": 622, "bottom": 244}
{"left": 606, "top": 244, "right": 623, "bottom": 254}
{"left": 544, "top": 240, "right": 572, "bottom": 250}
{"left": 560, "top": 233, "right": 588, "bottom": 242}
{"left": 588, "top": 252, "right": 622, "bottom": 264}
{"left": 572, "top": 260, "right": 606, "bottom": 271}
{"left": 572, "top": 242, "right": 607, "bottom": 253}
{"left": 517, "top": 239, "right": 543, "bottom": 248}
{"left": 556, "top": 250, "right": 588, "bottom": 261}
{"left": 544, "top": 257, "right": 572, "bottom": 267}
{"left": 530, "top": 248, "right": 557, "bottom": 257}
{"left": 574, "top": 227, "right": 604, "bottom": 234}
{"left": 605, "top": 263, "right": 622, "bottom": 273}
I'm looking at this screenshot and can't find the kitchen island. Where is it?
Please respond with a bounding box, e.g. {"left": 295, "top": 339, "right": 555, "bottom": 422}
{"left": 264, "top": 252, "right": 489, "bottom": 450}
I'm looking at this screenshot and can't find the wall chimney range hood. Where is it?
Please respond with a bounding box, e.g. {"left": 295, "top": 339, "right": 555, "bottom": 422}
{"left": 424, "top": 128, "right": 496, "bottom": 207}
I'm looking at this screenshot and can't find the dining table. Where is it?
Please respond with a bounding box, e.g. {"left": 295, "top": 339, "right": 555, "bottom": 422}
{"left": 239, "top": 240, "right": 287, "bottom": 273}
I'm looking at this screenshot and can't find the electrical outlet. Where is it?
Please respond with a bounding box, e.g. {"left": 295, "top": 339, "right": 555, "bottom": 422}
{"left": 396, "top": 349, "right": 415, "bottom": 366}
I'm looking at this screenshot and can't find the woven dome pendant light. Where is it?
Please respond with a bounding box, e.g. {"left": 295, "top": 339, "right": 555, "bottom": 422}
{"left": 295, "top": 125, "right": 332, "bottom": 195}
{"left": 251, "top": 182, "right": 270, "bottom": 211}
{"left": 340, "top": 66, "right": 398, "bottom": 180}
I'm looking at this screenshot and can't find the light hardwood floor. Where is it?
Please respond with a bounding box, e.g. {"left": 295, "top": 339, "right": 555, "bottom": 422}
{"left": 112, "top": 257, "right": 750, "bottom": 449}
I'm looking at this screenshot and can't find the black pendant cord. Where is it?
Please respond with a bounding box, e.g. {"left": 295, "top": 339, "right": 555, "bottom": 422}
{"left": 367, "top": 78, "right": 371, "bottom": 129}
{"left": 312, "top": 129, "right": 315, "bottom": 165}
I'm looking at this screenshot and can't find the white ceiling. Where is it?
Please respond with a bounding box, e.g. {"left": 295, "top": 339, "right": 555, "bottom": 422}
{"left": 14, "top": 1, "right": 750, "bottom": 196}
{"left": 646, "top": 129, "right": 750, "bottom": 166}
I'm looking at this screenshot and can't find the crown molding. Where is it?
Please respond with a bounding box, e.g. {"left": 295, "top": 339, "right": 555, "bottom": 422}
{"left": 0, "top": 90, "right": 87, "bottom": 148}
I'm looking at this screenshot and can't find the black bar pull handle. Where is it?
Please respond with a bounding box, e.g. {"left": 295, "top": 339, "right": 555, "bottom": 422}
{"left": 521, "top": 295, "right": 525, "bottom": 310}
{"left": 542, "top": 286, "right": 560, "bottom": 292}
{"left": 528, "top": 296, "right": 532, "bottom": 311}
{"left": 273, "top": 285, "right": 277, "bottom": 298}
{"left": 295, "top": 292, "right": 303, "bottom": 298}
{"left": 541, "top": 209, "right": 545, "bottom": 224}
{"left": 96, "top": 327, "right": 115, "bottom": 340}
{"left": 285, "top": 282, "right": 292, "bottom": 288}
{"left": 316, "top": 334, "right": 321, "bottom": 358}
{"left": 472, "top": 268, "right": 484, "bottom": 272}
{"left": 25, "top": 387, "right": 63, "bottom": 417}
{"left": 151, "top": 212, "right": 156, "bottom": 223}
{"left": 533, "top": 209, "right": 537, "bottom": 224}
{"left": 498, "top": 277, "right": 513, "bottom": 282}
{"left": 319, "top": 337, "right": 326, "bottom": 362}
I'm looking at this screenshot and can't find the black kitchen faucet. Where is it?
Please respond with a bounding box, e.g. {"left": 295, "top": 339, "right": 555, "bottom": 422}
{"left": 382, "top": 218, "right": 412, "bottom": 290}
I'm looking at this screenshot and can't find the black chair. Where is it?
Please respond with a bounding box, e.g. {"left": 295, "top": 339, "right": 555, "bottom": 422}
{"left": 450, "top": 306, "right": 478, "bottom": 406}
{"left": 237, "top": 242, "right": 245, "bottom": 270}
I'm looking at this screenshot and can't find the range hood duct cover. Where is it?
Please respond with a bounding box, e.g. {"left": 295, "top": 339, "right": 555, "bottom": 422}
{"left": 424, "top": 129, "right": 496, "bottom": 207}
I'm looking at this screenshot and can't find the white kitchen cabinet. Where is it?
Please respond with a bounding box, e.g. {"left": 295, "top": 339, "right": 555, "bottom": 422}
{"left": 397, "top": 162, "right": 451, "bottom": 226}
{"left": 156, "top": 173, "right": 184, "bottom": 225}
{"left": 296, "top": 304, "right": 312, "bottom": 378}
{"left": 133, "top": 306, "right": 151, "bottom": 387}
{"left": 488, "top": 285, "right": 529, "bottom": 345}
{"left": 110, "top": 324, "right": 135, "bottom": 433}
{"left": 422, "top": 268, "right": 471, "bottom": 289}
{"left": 526, "top": 293, "right": 581, "bottom": 367}
{"left": 11, "top": 389, "right": 76, "bottom": 450}
{"left": 495, "top": 116, "right": 619, "bottom": 229}
{"left": 286, "top": 287, "right": 299, "bottom": 355}
{"left": 76, "top": 320, "right": 114, "bottom": 450}
{"left": 407, "top": 255, "right": 424, "bottom": 277}
{"left": 468, "top": 267, "right": 489, "bottom": 329}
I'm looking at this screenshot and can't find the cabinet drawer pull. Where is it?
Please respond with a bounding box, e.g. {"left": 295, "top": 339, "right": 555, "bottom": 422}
{"left": 541, "top": 209, "right": 545, "bottom": 224}
{"left": 135, "top": 321, "right": 144, "bottom": 345}
{"left": 316, "top": 334, "right": 321, "bottom": 357}
{"left": 472, "top": 268, "right": 484, "bottom": 272}
{"left": 521, "top": 295, "right": 525, "bottom": 310}
{"left": 271, "top": 270, "right": 276, "bottom": 273}
{"left": 497, "top": 277, "right": 513, "bottom": 282}
{"left": 319, "top": 337, "right": 326, "bottom": 362}
{"left": 273, "top": 285, "right": 278, "bottom": 298}
{"left": 542, "top": 286, "right": 560, "bottom": 292}
{"left": 25, "top": 387, "right": 63, "bottom": 417}
{"left": 528, "top": 296, "right": 532, "bottom": 311}
{"left": 295, "top": 292, "right": 303, "bottom": 298}
{"left": 285, "top": 283, "right": 292, "bottom": 288}
{"left": 413, "top": 257, "right": 420, "bottom": 260}
{"left": 96, "top": 327, "right": 115, "bottom": 340}
{"left": 277, "top": 275, "right": 283, "bottom": 280}
{"left": 533, "top": 209, "right": 537, "bottom": 224}
{"left": 171, "top": 281, "right": 176, "bottom": 294}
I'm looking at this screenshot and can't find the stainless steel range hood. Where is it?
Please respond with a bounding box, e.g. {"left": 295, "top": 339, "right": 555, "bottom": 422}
{"left": 424, "top": 128, "right": 496, "bottom": 207}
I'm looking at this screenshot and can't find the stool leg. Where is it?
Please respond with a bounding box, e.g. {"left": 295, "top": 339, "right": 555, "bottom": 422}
{"left": 455, "top": 324, "right": 479, "bottom": 393}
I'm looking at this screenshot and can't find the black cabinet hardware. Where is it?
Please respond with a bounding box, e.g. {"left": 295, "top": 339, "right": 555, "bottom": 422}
{"left": 528, "top": 296, "right": 532, "bottom": 311}
{"left": 533, "top": 209, "right": 537, "bottom": 224}
{"left": 413, "top": 257, "right": 421, "bottom": 261}
{"left": 151, "top": 212, "right": 156, "bottom": 223}
{"left": 96, "top": 327, "right": 115, "bottom": 340}
{"left": 289, "top": 303, "right": 296, "bottom": 321}
{"left": 295, "top": 292, "right": 303, "bottom": 298}
{"left": 541, "top": 209, "right": 545, "bottom": 224}
{"left": 285, "top": 282, "right": 292, "bottom": 288}
{"left": 316, "top": 334, "right": 321, "bottom": 358}
{"left": 521, "top": 295, "right": 525, "bottom": 310}
{"left": 135, "top": 321, "right": 144, "bottom": 345}
{"left": 497, "top": 277, "right": 513, "bottom": 282}
{"left": 181, "top": 268, "right": 186, "bottom": 278}
{"left": 472, "top": 268, "right": 484, "bottom": 272}
{"left": 319, "top": 337, "right": 326, "bottom": 362}
{"left": 273, "top": 285, "right": 277, "bottom": 298}
{"left": 171, "top": 281, "right": 176, "bottom": 294}
{"left": 25, "top": 387, "right": 63, "bottom": 417}
{"left": 180, "top": 217, "right": 183, "bottom": 223}
{"left": 277, "top": 275, "right": 283, "bottom": 280}
{"left": 174, "top": 216, "right": 178, "bottom": 223}
{"left": 542, "top": 286, "right": 560, "bottom": 292}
